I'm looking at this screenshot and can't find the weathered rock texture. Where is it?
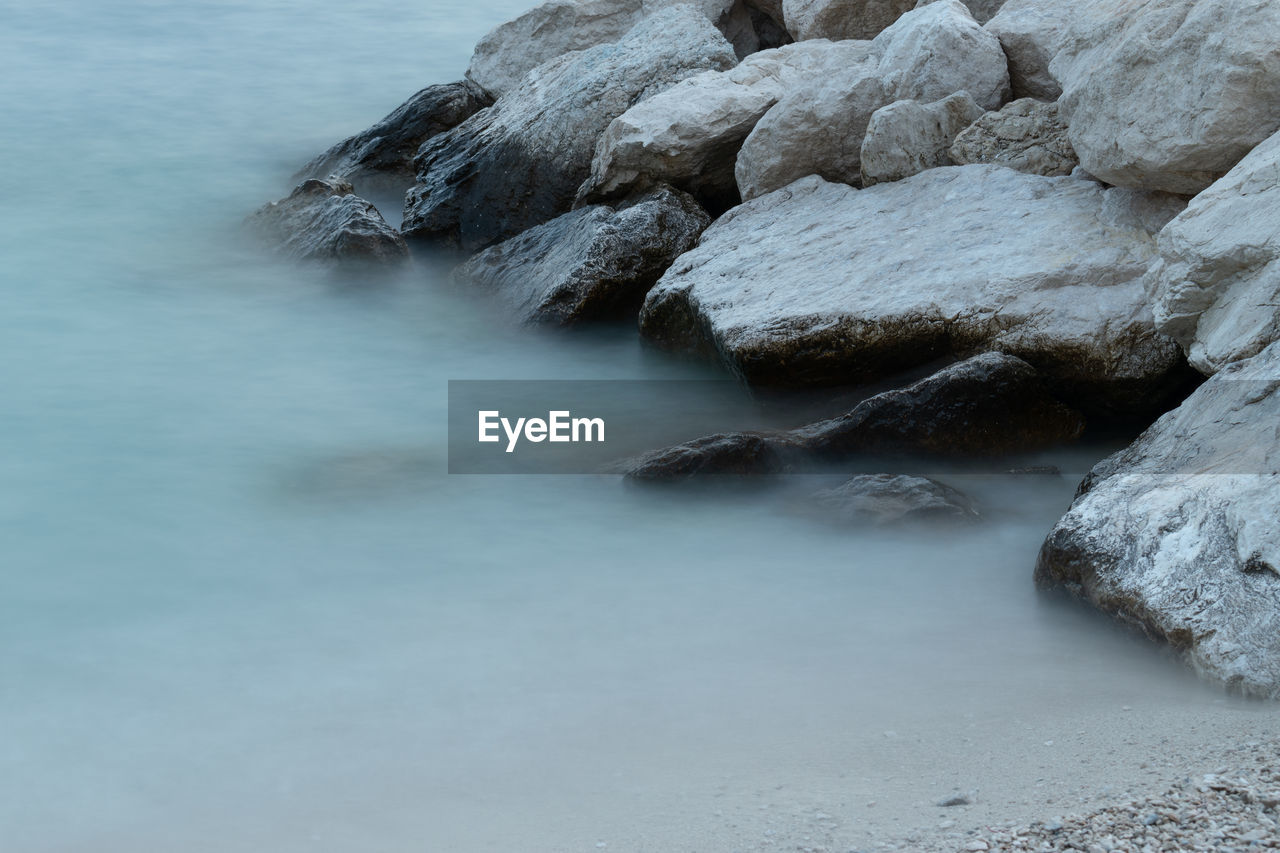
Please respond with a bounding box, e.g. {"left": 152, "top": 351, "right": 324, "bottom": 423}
{"left": 465, "top": 0, "right": 786, "bottom": 98}
{"left": 247, "top": 179, "right": 408, "bottom": 266}
{"left": 402, "top": 7, "right": 735, "bottom": 252}
{"left": 736, "top": 0, "right": 1009, "bottom": 198}
{"left": 782, "top": 0, "right": 915, "bottom": 40}
{"left": 624, "top": 353, "right": 1085, "bottom": 481}
{"left": 578, "top": 40, "right": 878, "bottom": 211}
{"left": 859, "top": 92, "right": 984, "bottom": 186}
{"left": 1036, "top": 340, "right": 1280, "bottom": 697}
{"left": 452, "top": 186, "right": 710, "bottom": 325}
{"left": 948, "top": 97, "right": 1076, "bottom": 176}
{"left": 983, "top": 0, "right": 1070, "bottom": 100}
{"left": 293, "top": 81, "right": 492, "bottom": 198}
{"left": 808, "top": 474, "right": 979, "bottom": 526}
{"left": 640, "top": 167, "right": 1187, "bottom": 415}
{"left": 1146, "top": 128, "right": 1280, "bottom": 376}
{"left": 1050, "top": 0, "right": 1280, "bottom": 195}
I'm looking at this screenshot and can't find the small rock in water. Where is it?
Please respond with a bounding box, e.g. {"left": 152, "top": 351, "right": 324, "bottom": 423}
{"left": 937, "top": 793, "right": 971, "bottom": 807}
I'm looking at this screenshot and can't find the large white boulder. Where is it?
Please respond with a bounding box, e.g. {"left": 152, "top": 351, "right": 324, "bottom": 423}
{"left": 1050, "top": 0, "right": 1280, "bottom": 195}
{"left": 466, "top": 0, "right": 786, "bottom": 98}
{"left": 983, "top": 0, "right": 1071, "bottom": 100}
{"left": 1146, "top": 129, "right": 1280, "bottom": 375}
{"left": 859, "top": 93, "right": 983, "bottom": 186}
{"left": 948, "top": 97, "right": 1076, "bottom": 176}
{"left": 781, "top": 0, "right": 915, "bottom": 39}
{"left": 1037, "top": 340, "right": 1280, "bottom": 697}
{"left": 873, "top": 0, "right": 1008, "bottom": 110}
{"left": 640, "top": 166, "right": 1188, "bottom": 414}
{"left": 401, "top": 6, "right": 736, "bottom": 252}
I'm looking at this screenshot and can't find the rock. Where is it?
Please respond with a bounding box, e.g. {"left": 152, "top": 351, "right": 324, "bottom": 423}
{"left": 807, "top": 474, "right": 980, "bottom": 526}
{"left": 246, "top": 178, "right": 408, "bottom": 266}
{"left": 452, "top": 186, "right": 710, "bottom": 325}
{"left": 624, "top": 353, "right": 1084, "bottom": 481}
{"left": 578, "top": 39, "right": 879, "bottom": 211}
{"left": 983, "top": 0, "right": 1071, "bottom": 101}
{"left": 948, "top": 97, "right": 1076, "bottom": 177}
{"left": 465, "top": 0, "right": 786, "bottom": 99}
{"left": 1049, "top": 0, "right": 1280, "bottom": 194}
{"left": 293, "top": 81, "right": 492, "bottom": 198}
{"left": 1036, "top": 340, "right": 1280, "bottom": 698}
{"left": 735, "top": 0, "right": 1009, "bottom": 199}
{"left": 873, "top": 0, "right": 1008, "bottom": 111}
{"left": 402, "top": 6, "right": 735, "bottom": 252}
{"left": 859, "top": 92, "right": 984, "bottom": 186}
{"left": 640, "top": 167, "right": 1187, "bottom": 416}
{"left": 954, "top": 0, "right": 1006, "bottom": 23}
{"left": 782, "top": 0, "right": 915, "bottom": 40}
{"left": 1146, "top": 128, "right": 1280, "bottom": 376}
{"left": 938, "top": 793, "right": 973, "bottom": 807}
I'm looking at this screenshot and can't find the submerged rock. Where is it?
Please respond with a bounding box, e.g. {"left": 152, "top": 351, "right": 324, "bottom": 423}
{"left": 948, "top": 97, "right": 1076, "bottom": 177}
{"left": 1050, "top": 0, "right": 1280, "bottom": 194}
{"left": 640, "top": 167, "right": 1186, "bottom": 416}
{"left": 983, "top": 0, "right": 1071, "bottom": 101}
{"left": 1146, "top": 128, "right": 1280, "bottom": 376}
{"left": 624, "top": 353, "right": 1084, "bottom": 481}
{"left": 1036, "top": 340, "right": 1280, "bottom": 697}
{"left": 402, "top": 6, "right": 735, "bottom": 253}
{"left": 808, "top": 474, "right": 979, "bottom": 526}
{"left": 465, "top": 0, "right": 787, "bottom": 98}
{"left": 293, "top": 81, "right": 492, "bottom": 198}
{"left": 246, "top": 178, "right": 408, "bottom": 266}
{"left": 452, "top": 186, "right": 710, "bottom": 326}
{"left": 859, "top": 92, "right": 984, "bottom": 186}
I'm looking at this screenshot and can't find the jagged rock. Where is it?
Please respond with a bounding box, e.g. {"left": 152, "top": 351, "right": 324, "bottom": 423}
{"left": 577, "top": 39, "right": 879, "bottom": 211}
{"left": 246, "top": 178, "right": 408, "bottom": 266}
{"left": 735, "top": 0, "right": 1009, "bottom": 199}
{"left": 983, "top": 0, "right": 1070, "bottom": 100}
{"left": 465, "top": 0, "right": 786, "bottom": 98}
{"left": 402, "top": 7, "right": 735, "bottom": 252}
{"left": 640, "top": 167, "right": 1188, "bottom": 416}
{"left": 953, "top": 0, "right": 1006, "bottom": 23}
{"left": 949, "top": 97, "right": 1076, "bottom": 176}
{"left": 1146, "top": 128, "right": 1280, "bottom": 376}
{"left": 1036, "top": 340, "right": 1280, "bottom": 698}
{"left": 782, "top": 0, "right": 915, "bottom": 40}
{"left": 807, "top": 474, "right": 979, "bottom": 525}
{"left": 452, "top": 186, "right": 710, "bottom": 325}
{"left": 293, "top": 81, "right": 492, "bottom": 198}
{"left": 860, "top": 92, "right": 984, "bottom": 186}
{"left": 624, "top": 353, "right": 1085, "bottom": 480}
{"left": 1050, "top": 0, "right": 1280, "bottom": 194}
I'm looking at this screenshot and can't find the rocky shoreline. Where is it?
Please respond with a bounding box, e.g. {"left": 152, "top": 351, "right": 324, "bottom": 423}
{"left": 252, "top": 0, "right": 1280, "bottom": 700}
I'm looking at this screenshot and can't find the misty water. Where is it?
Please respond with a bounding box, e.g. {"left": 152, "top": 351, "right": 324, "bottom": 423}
{"left": 0, "top": 2, "right": 1267, "bottom": 852}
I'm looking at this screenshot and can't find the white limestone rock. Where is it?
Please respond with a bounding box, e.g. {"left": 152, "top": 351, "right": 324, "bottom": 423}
{"left": 640, "top": 166, "right": 1187, "bottom": 414}
{"left": 1036, "top": 340, "right": 1280, "bottom": 697}
{"left": 859, "top": 92, "right": 984, "bottom": 186}
{"left": 949, "top": 97, "right": 1075, "bottom": 176}
{"left": 983, "top": 0, "right": 1071, "bottom": 100}
{"left": 1050, "top": 0, "right": 1280, "bottom": 195}
{"left": 782, "top": 0, "right": 915, "bottom": 40}
{"left": 1146, "top": 129, "right": 1280, "bottom": 375}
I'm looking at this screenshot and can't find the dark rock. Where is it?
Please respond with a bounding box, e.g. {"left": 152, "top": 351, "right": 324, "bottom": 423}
{"left": 294, "top": 81, "right": 492, "bottom": 198}
{"left": 807, "top": 474, "right": 980, "bottom": 527}
{"left": 452, "top": 186, "right": 710, "bottom": 325}
{"left": 624, "top": 432, "right": 799, "bottom": 482}
{"left": 246, "top": 178, "right": 408, "bottom": 266}
{"left": 401, "top": 6, "right": 736, "bottom": 253}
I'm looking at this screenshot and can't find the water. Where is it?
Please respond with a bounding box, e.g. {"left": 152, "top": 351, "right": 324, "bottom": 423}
{"left": 0, "top": 3, "right": 1268, "bottom": 852}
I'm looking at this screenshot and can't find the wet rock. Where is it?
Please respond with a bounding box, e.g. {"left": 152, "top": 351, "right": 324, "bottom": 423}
{"left": 624, "top": 432, "right": 798, "bottom": 482}
{"left": 578, "top": 39, "right": 879, "bottom": 212}
{"left": 1050, "top": 0, "right": 1280, "bottom": 194}
{"left": 452, "top": 186, "right": 710, "bottom": 326}
{"left": 859, "top": 92, "right": 984, "bottom": 186}
{"left": 948, "top": 97, "right": 1076, "bottom": 177}
{"left": 983, "top": 0, "right": 1071, "bottom": 101}
{"left": 640, "top": 167, "right": 1186, "bottom": 416}
{"left": 1036, "top": 340, "right": 1280, "bottom": 698}
{"left": 293, "top": 81, "right": 492, "bottom": 198}
{"left": 246, "top": 178, "right": 408, "bottom": 266}
{"left": 465, "top": 0, "right": 786, "bottom": 99}
{"left": 781, "top": 0, "right": 915, "bottom": 40}
{"left": 807, "top": 474, "right": 979, "bottom": 526}
{"left": 1146, "top": 128, "right": 1280, "bottom": 376}
{"left": 402, "top": 6, "right": 735, "bottom": 252}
